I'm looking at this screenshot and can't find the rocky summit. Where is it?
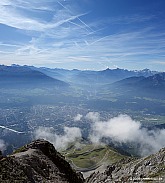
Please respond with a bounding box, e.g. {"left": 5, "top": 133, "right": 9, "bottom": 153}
{"left": 0, "top": 139, "right": 84, "bottom": 183}
{"left": 0, "top": 140, "right": 165, "bottom": 183}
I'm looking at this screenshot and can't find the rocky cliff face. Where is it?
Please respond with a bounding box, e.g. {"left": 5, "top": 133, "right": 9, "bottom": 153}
{"left": 86, "top": 147, "right": 165, "bottom": 183}
{"left": 0, "top": 139, "right": 84, "bottom": 183}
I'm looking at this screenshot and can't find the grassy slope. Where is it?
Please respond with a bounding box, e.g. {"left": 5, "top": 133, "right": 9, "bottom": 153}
{"left": 61, "top": 142, "right": 129, "bottom": 171}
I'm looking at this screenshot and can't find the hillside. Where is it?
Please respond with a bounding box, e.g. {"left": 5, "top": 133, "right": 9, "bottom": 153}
{"left": 61, "top": 142, "right": 131, "bottom": 178}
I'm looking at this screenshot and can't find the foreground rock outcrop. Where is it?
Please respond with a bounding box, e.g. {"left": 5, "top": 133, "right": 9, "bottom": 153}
{"left": 0, "top": 139, "right": 84, "bottom": 183}
{"left": 86, "top": 148, "right": 165, "bottom": 183}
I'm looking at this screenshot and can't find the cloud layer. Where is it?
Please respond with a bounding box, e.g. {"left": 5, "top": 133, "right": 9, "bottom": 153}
{"left": 34, "top": 112, "right": 165, "bottom": 156}
{"left": 86, "top": 112, "right": 165, "bottom": 156}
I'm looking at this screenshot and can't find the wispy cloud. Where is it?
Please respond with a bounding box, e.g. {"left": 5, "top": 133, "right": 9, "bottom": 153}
{"left": 0, "top": 5, "right": 88, "bottom": 32}
{"left": 0, "top": 0, "right": 165, "bottom": 70}
{"left": 153, "top": 61, "right": 165, "bottom": 65}
{"left": 107, "top": 14, "right": 156, "bottom": 25}
{"left": 0, "top": 0, "right": 55, "bottom": 12}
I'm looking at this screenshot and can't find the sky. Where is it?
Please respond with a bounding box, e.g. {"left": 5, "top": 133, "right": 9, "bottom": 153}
{"left": 0, "top": 0, "right": 165, "bottom": 71}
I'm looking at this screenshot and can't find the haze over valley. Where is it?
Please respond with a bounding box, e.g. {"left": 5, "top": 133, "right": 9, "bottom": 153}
{"left": 0, "top": 65, "right": 165, "bottom": 161}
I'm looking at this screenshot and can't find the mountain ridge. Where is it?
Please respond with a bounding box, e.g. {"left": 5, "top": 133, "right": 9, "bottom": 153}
{"left": 0, "top": 139, "right": 165, "bottom": 182}
{"left": 0, "top": 64, "right": 159, "bottom": 86}
{"left": 14, "top": 65, "right": 158, "bottom": 84}
{"left": 40, "top": 67, "right": 158, "bottom": 85}
{"left": 0, "top": 65, "right": 68, "bottom": 88}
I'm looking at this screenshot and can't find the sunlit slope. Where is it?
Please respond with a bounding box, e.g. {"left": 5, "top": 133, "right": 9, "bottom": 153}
{"left": 61, "top": 142, "right": 130, "bottom": 172}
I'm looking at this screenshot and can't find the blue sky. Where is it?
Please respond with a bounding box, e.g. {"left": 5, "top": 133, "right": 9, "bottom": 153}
{"left": 0, "top": 0, "right": 165, "bottom": 71}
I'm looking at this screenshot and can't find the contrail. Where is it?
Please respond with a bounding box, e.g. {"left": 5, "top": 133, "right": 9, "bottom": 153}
{"left": 77, "top": 15, "right": 93, "bottom": 32}
{"left": 85, "top": 27, "right": 106, "bottom": 37}
{"left": 74, "top": 41, "right": 81, "bottom": 48}
{"left": 68, "top": 20, "right": 88, "bottom": 31}
{"left": 90, "top": 35, "right": 111, "bottom": 45}
{"left": 0, "top": 125, "right": 25, "bottom": 134}
{"left": 57, "top": 1, "right": 93, "bottom": 32}
{"left": 84, "top": 40, "right": 89, "bottom": 46}
{"left": 48, "top": 12, "right": 88, "bottom": 29}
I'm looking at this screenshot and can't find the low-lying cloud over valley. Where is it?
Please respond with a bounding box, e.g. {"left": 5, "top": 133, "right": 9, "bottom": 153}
{"left": 34, "top": 126, "right": 82, "bottom": 150}
{"left": 34, "top": 112, "right": 165, "bottom": 156}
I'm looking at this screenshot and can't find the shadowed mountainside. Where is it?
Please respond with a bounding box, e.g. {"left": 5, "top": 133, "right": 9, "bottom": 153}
{"left": 105, "top": 72, "right": 165, "bottom": 99}
{"left": 0, "top": 65, "right": 68, "bottom": 88}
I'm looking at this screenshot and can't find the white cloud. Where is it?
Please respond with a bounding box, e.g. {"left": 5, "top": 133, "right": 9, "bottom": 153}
{"left": 34, "top": 126, "right": 82, "bottom": 150}
{"left": 73, "top": 114, "right": 83, "bottom": 122}
{"left": 86, "top": 112, "right": 100, "bottom": 122}
{"left": 0, "top": 3, "right": 87, "bottom": 32}
{"left": 87, "top": 112, "right": 165, "bottom": 156}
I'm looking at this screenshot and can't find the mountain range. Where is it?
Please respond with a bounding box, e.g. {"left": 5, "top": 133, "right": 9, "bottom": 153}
{"left": 0, "top": 64, "right": 162, "bottom": 89}
{"left": 0, "top": 64, "right": 164, "bottom": 110}
{"left": 30, "top": 66, "right": 158, "bottom": 85}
